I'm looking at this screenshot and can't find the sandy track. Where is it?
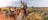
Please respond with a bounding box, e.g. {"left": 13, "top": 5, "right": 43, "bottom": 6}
{"left": 0, "top": 11, "right": 14, "bottom": 20}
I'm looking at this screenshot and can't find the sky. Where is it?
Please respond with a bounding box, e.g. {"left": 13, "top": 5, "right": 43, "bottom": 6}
{"left": 0, "top": 0, "right": 48, "bottom": 7}
{"left": 32, "top": 0, "right": 48, "bottom": 7}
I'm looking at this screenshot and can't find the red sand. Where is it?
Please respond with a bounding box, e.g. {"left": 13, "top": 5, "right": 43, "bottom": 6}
{"left": 0, "top": 11, "right": 14, "bottom": 20}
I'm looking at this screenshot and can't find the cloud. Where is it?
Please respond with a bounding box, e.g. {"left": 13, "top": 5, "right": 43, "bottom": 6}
{"left": 0, "top": 0, "right": 20, "bottom": 7}
{"left": 0, "top": 0, "right": 13, "bottom": 7}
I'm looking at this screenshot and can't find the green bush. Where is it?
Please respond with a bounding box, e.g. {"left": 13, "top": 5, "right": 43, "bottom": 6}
{"left": 44, "top": 16, "right": 48, "bottom": 20}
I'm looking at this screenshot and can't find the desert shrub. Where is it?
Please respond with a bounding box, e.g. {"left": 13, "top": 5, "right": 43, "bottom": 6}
{"left": 35, "top": 18, "right": 40, "bottom": 20}
{"left": 0, "top": 8, "right": 1, "bottom": 12}
{"left": 44, "top": 16, "right": 48, "bottom": 20}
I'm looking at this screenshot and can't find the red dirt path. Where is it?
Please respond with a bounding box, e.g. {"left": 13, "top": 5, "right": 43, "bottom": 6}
{"left": 0, "top": 11, "right": 14, "bottom": 20}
